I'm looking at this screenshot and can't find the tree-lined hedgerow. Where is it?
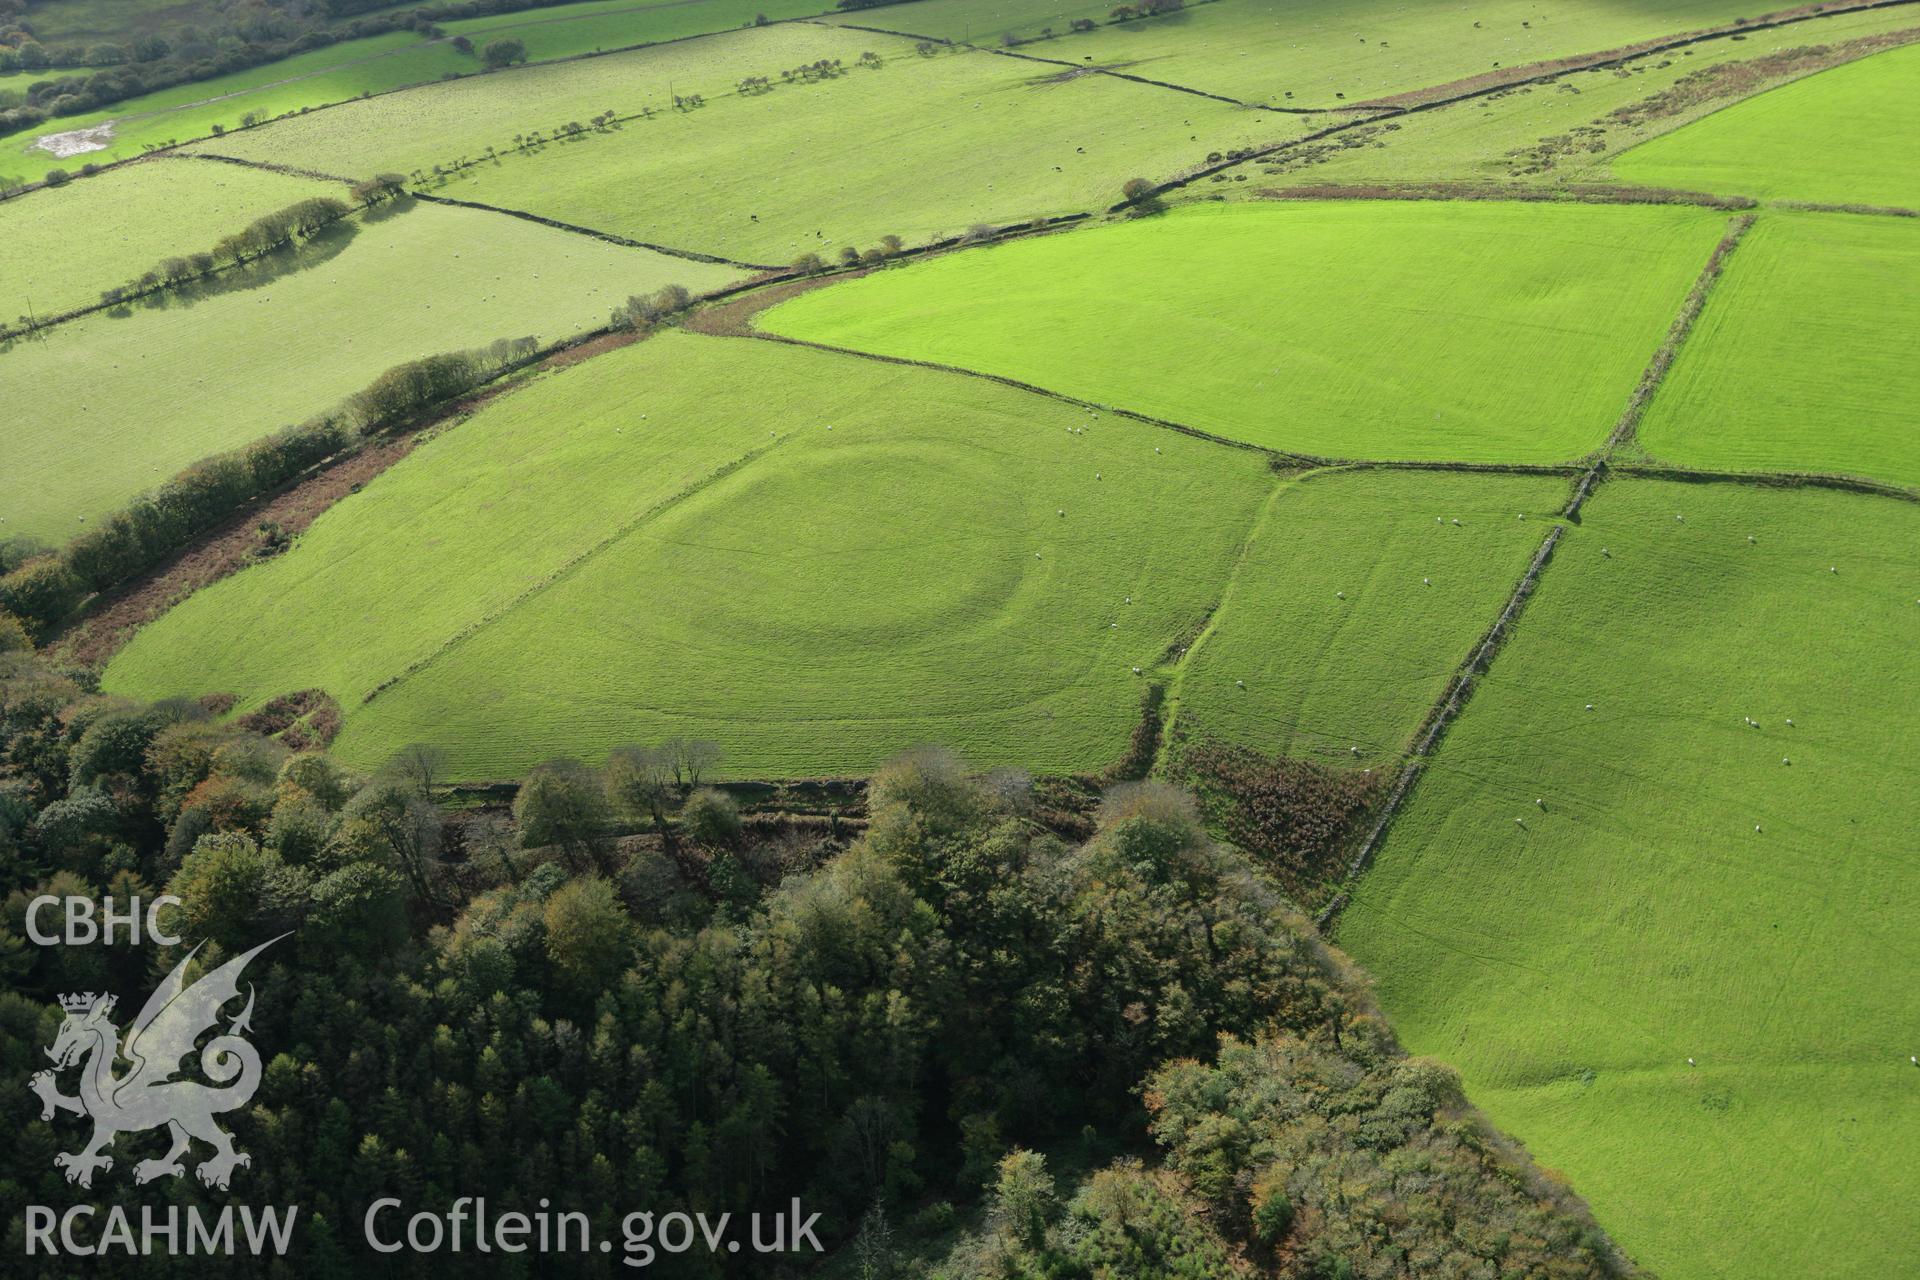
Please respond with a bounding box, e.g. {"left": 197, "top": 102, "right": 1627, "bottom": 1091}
{"left": 3, "top": 178, "right": 410, "bottom": 341}
{"left": 0, "top": 336, "right": 536, "bottom": 639}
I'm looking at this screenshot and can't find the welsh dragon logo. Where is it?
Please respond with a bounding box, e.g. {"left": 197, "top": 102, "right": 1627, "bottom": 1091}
{"left": 29, "top": 936, "right": 283, "bottom": 1190}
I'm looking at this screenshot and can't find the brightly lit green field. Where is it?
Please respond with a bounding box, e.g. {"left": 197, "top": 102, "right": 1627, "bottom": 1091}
{"left": 1173, "top": 467, "right": 1569, "bottom": 767}
{"left": 1613, "top": 40, "right": 1920, "bottom": 207}
{"left": 1241, "top": 10, "right": 1920, "bottom": 188}
{"left": 2, "top": 0, "right": 828, "bottom": 184}
{"left": 104, "top": 330, "right": 1281, "bottom": 778}
{"left": 178, "top": 24, "right": 909, "bottom": 183}
{"left": 1637, "top": 212, "right": 1920, "bottom": 489}
{"left": 832, "top": 0, "right": 1778, "bottom": 107}
{"left": 440, "top": 39, "right": 1311, "bottom": 261}
{"left": 0, "top": 157, "right": 335, "bottom": 320}
{"left": 1338, "top": 477, "right": 1920, "bottom": 1280}
{"left": 764, "top": 200, "right": 1727, "bottom": 461}
{"left": 0, "top": 201, "right": 734, "bottom": 541}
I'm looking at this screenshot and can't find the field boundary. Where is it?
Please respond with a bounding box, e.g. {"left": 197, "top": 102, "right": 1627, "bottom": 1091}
{"left": 411, "top": 191, "right": 780, "bottom": 269}
{"left": 1256, "top": 181, "right": 1756, "bottom": 212}
{"left": 0, "top": 184, "right": 404, "bottom": 343}
{"left": 1317, "top": 521, "right": 1566, "bottom": 928}
{"left": 1134, "top": 0, "right": 1920, "bottom": 204}
{"left": 358, "top": 431, "right": 798, "bottom": 707}
{"left": 735, "top": 328, "right": 1331, "bottom": 463}
{"left": 823, "top": 16, "right": 1335, "bottom": 114}
{"left": 1349, "top": 0, "right": 1920, "bottom": 109}
{"left": 1599, "top": 212, "right": 1757, "bottom": 460}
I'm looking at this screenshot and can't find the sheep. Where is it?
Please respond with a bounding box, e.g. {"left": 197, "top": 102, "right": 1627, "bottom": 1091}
{"left": 1423, "top": 577, "right": 1431, "bottom": 586}
{"left": 1585, "top": 703, "right": 1594, "bottom": 711}
{"left": 1535, "top": 798, "right": 1545, "bottom": 809}
{"left": 1236, "top": 679, "right": 1245, "bottom": 688}
{"left": 1786, "top": 718, "right": 1794, "bottom": 727}
{"left": 1601, "top": 548, "right": 1611, "bottom": 558}
{"left": 1783, "top": 758, "right": 1790, "bottom": 766}
{"left": 1687, "top": 1057, "right": 1696, "bottom": 1067}
{"left": 1350, "top": 746, "right": 1361, "bottom": 756}
{"left": 1057, "top": 509, "right": 1066, "bottom": 517}
{"left": 1131, "top": 666, "right": 1142, "bottom": 675}
{"left": 1336, "top": 591, "right": 1346, "bottom": 599}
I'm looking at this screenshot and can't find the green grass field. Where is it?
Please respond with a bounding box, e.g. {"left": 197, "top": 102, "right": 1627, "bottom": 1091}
{"left": 176, "top": 24, "right": 894, "bottom": 182}
{"left": 103, "top": 330, "right": 1280, "bottom": 778}
{"left": 0, "top": 201, "right": 734, "bottom": 542}
{"left": 1637, "top": 212, "right": 1920, "bottom": 489}
{"left": 1, "top": 0, "right": 830, "bottom": 185}
{"left": 763, "top": 200, "right": 1727, "bottom": 462}
{"left": 438, "top": 39, "right": 1311, "bottom": 261}
{"left": 1337, "top": 476, "right": 1920, "bottom": 1280}
{"left": 1173, "top": 467, "right": 1570, "bottom": 767}
{"left": 0, "top": 158, "right": 335, "bottom": 320}
{"left": 1612, "top": 41, "right": 1920, "bottom": 207}
{"left": 830, "top": 0, "right": 1778, "bottom": 108}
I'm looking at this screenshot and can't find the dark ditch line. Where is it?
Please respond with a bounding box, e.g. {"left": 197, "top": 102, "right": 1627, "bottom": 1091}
{"left": 1773, "top": 199, "right": 1919, "bottom": 218}
{"left": 824, "top": 19, "right": 1332, "bottom": 114}
{"left": 1257, "top": 181, "right": 1756, "bottom": 212}
{"left": 182, "top": 152, "right": 779, "bottom": 270}
{"left": 1317, "top": 521, "right": 1567, "bottom": 930}
{"left": 737, "top": 329, "right": 1331, "bottom": 465}
{"left": 1147, "top": 0, "right": 1920, "bottom": 202}
{"left": 410, "top": 192, "right": 778, "bottom": 270}
{"left": 181, "top": 150, "right": 356, "bottom": 185}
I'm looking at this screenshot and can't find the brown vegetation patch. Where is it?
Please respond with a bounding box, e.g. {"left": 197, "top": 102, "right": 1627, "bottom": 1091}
{"left": 1605, "top": 27, "right": 1920, "bottom": 127}
{"left": 235, "top": 688, "right": 342, "bottom": 749}
{"left": 1172, "top": 739, "right": 1387, "bottom": 902}
{"left": 1257, "top": 181, "right": 1753, "bottom": 210}
{"left": 1352, "top": 0, "right": 1894, "bottom": 109}
{"left": 683, "top": 271, "right": 859, "bottom": 337}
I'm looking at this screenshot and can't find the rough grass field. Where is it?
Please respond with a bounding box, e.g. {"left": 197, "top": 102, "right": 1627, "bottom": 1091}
{"left": 0, "top": 158, "right": 334, "bottom": 319}
{"left": 1174, "top": 467, "right": 1570, "bottom": 767}
{"left": 764, "top": 200, "right": 1727, "bottom": 462}
{"left": 2, "top": 0, "right": 832, "bottom": 183}
{"left": 1636, "top": 212, "right": 1920, "bottom": 489}
{"left": 1241, "top": 9, "right": 1920, "bottom": 188}
{"left": 1337, "top": 477, "right": 1920, "bottom": 1280}
{"left": 831, "top": 0, "right": 1777, "bottom": 108}
{"left": 1612, "top": 40, "right": 1920, "bottom": 207}
{"left": 438, "top": 40, "right": 1310, "bottom": 260}
{"left": 103, "top": 331, "right": 1279, "bottom": 778}
{"left": 0, "top": 202, "right": 734, "bottom": 541}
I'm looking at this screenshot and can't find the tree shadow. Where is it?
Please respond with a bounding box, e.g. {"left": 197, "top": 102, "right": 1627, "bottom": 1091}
{"left": 104, "top": 215, "right": 369, "bottom": 322}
